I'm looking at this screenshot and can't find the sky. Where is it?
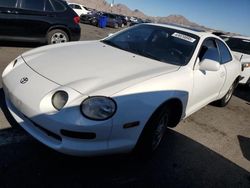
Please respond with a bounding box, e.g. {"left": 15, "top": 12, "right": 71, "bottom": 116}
{"left": 106, "top": 0, "right": 250, "bottom": 36}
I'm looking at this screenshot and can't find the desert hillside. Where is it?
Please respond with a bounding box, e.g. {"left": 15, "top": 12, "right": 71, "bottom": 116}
{"left": 67, "top": 0, "right": 215, "bottom": 31}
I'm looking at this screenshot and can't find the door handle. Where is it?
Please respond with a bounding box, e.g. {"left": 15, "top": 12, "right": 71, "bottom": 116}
{"left": 47, "top": 14, "right": 55, "bottom": 17}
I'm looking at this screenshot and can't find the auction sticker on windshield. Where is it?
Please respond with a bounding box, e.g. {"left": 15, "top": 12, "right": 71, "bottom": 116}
{"left": 172, "top": 32, "right": 196, "bottom": 43}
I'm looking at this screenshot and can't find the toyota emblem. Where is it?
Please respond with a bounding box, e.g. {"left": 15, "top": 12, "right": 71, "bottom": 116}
{"left": 20, "top": 77, "right": 28, "bottom": 84}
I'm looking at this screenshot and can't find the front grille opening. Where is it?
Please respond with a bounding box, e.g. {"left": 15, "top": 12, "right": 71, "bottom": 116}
{"left": 61, "top": 129, "right": 96, "bottom": 140}
{"left": 32, "top": 121, "right": 62, "bottom": 142}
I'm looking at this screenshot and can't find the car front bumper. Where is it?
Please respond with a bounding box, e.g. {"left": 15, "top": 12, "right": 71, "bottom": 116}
{"left": 4, "top": 93, "right": 134, "bottom": 156}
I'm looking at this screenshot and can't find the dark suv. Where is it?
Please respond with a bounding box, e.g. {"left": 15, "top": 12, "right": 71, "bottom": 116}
{"left": 102, "top": 12, "right": 123, "bottom": 28}
{"left": 0, "top": 0, "right": 81, "bottom": 44}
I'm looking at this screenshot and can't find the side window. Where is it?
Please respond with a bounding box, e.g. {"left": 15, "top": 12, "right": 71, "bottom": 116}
{"left": 216, "top": 40, "right": 232, "bottom": 64}
{"left": 74, "top": 5, "right": 81, "bottom": 10}
{"left": 198, "top": 39, "right": 220, "bottom": 62}
{"left": 0, "top": 0, "right": 18, "bottom": 8}
{"left": 21, "top": 0, "right": 45, "bottom": 11}
{"left": 45, "top": 0, "right": 53, "bottom": 12}
{"left": 50, "top": 0, "right": 66, "bottom": 11}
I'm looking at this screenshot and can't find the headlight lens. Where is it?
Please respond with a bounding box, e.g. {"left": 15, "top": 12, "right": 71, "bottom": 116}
{"left": 52, "top": 91, "right": 68, "bottom": 111}
{"left": 81, "top": 96, "right": 117, "bottom": 120}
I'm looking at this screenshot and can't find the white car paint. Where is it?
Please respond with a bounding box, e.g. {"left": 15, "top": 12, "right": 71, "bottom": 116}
{"left": 68, "top": 3, "right": 90, "bottom": 16}
{"left": 222, "top": 35, "right": 250, "bottom": 85}
{"left": 2, "top": 24, "right": 241, "bottom": 156}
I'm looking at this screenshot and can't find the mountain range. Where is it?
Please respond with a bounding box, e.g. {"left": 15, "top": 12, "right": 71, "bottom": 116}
{"left": 67, "top": 0, "right": 219, "bottom": 32}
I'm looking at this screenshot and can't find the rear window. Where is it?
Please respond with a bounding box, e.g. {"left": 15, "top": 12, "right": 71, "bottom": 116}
{"left": 74, "top": 5, "right": 81, "bottom": 10}
{"left": 51, "top": 0, "right": 66, "bottom": 11}
{"left": 0, "top": 0, "right": 17, "bottom": 8}
{"left": 45, "top": 0, "right": 53, "bottom": 12}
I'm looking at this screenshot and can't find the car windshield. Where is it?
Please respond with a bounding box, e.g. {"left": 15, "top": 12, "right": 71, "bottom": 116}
{"left": 223, "top": 37, "right": 250, "bottom": 55}
{"left": 102, "top": 24, "right": 199, "bottom": 65}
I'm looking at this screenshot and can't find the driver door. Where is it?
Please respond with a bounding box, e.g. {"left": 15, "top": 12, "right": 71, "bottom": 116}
{"left": 188, "top": 38, "right": 226, "bottom": 115}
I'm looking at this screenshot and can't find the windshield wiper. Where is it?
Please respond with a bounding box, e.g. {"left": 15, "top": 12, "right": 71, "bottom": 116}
{"left": 101, "top": 40, "right": 123, "bottom": 50}
{"left": 132, "top": 49, "right": 162, "bottom": 62}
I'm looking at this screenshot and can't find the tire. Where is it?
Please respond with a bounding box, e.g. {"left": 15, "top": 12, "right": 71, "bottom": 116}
{"left": 114, "top": 23, "right": 118, "bottom": 29}
{"left": 47, "top": 29, "right": 69, "bottom": 44}
{"left": 91, "top": 19, "right": 98, "bottom": 26}
{"left": 215, "top": 82, "right": 236, "bottom": 107}
{"left": 134, "top": 106, "right": 169, "bottom": 156}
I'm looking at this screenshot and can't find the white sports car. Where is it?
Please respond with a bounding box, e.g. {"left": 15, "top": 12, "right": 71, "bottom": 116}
{"left": 221, "top": 35, "right": 250, "bottom": 86}
{"left": 2, "top": 24, "right": 241, "bottom": 156}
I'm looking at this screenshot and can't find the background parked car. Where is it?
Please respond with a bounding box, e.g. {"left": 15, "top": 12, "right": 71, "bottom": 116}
{"left": 0, "top": 0, "right": 81, "bottom": 44}
{"left": 221, "top": 35, "right": 250, "bottom": 86}
{"left": 130, "top": 18, "right": 145, "bottom": 26}
{"left": 68, "top": 3, "right": 90, "bottom": 16}
{"left": 80, "top": 11, "right": 102, "bottom": 26}
{"left": 113, "top": 14, "right": 128, "bottom": 27}
{"left": 102, "top": 12, "right": 123, "bottom": 28}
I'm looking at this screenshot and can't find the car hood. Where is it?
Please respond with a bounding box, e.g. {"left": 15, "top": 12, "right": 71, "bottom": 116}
{"left": 22, "top": 41, "right": 180, "bottom": 96}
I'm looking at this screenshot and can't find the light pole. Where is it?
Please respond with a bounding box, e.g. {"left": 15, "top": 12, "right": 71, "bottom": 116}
{"left": 111, "top": 0, "right": 114, "bottom": 13}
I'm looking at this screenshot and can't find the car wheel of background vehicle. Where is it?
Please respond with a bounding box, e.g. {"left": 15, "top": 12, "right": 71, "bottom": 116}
{"left": 91, "top": 19, "right": 98, "bottom": 26}
{"left": 47, "top": 29, "right": 69, "bottom": 44}
{"left": 134, "top": 106, "right": 169, "bottom": 157}
{"left": 114, "top": 23, "right": 118, "bottom": 29}
{"left": 215, "top": 82, "right": 236, "bottom": 107}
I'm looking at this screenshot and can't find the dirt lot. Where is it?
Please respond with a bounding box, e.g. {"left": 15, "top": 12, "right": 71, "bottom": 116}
{"left": 0, "top": 24, "right": 250, "bottom": 188}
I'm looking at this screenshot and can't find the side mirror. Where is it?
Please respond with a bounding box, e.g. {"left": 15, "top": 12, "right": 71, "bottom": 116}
{"left": 199, "top": 59, "right": 220, "bottom": 71}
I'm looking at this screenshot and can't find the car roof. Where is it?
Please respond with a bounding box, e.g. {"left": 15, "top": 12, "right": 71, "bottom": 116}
{"left": 144, "top": 23, "right": 215, "bottom": 38}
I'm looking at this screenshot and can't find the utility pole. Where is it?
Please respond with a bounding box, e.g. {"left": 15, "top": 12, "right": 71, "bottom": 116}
{"left": 111, "top": 0, "right": 114, "bottom": 13}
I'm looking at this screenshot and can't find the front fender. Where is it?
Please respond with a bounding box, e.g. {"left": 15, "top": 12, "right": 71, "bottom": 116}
{"left": 108, "top": 90, "right": 189, "bottom": 152}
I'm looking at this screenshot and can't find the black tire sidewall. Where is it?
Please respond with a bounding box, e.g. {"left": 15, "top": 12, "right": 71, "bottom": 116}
{"left": 135, "top": 106, "right": 169, "bottom": 156}
{"left": 216, "top": 82, "right": 236, "bottom": 107}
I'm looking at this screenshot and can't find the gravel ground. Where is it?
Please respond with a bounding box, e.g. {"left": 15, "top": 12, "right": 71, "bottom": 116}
{"left": 0, "top": 24, "right": 249, "bottom": 188}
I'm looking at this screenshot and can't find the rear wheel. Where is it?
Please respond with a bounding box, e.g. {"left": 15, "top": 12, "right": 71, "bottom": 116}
{"left": 91, "top": 19, "right": 98, "bottom": 26}
{"left": 47, "top": 29, "right": 69, "bottom": 44}
{"left": 114, "top": 23, "right": 118, "bottom": 29}
{"left": 215, "top": 82, "right": 235, "bottom": 107}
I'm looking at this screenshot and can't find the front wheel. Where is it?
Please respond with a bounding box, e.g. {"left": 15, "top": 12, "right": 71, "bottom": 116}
{"left": 135, "top": 107, "right": 169, "bottom": 156}
{"left": 47, "top": 29, "right": 69, "bottom": 44}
